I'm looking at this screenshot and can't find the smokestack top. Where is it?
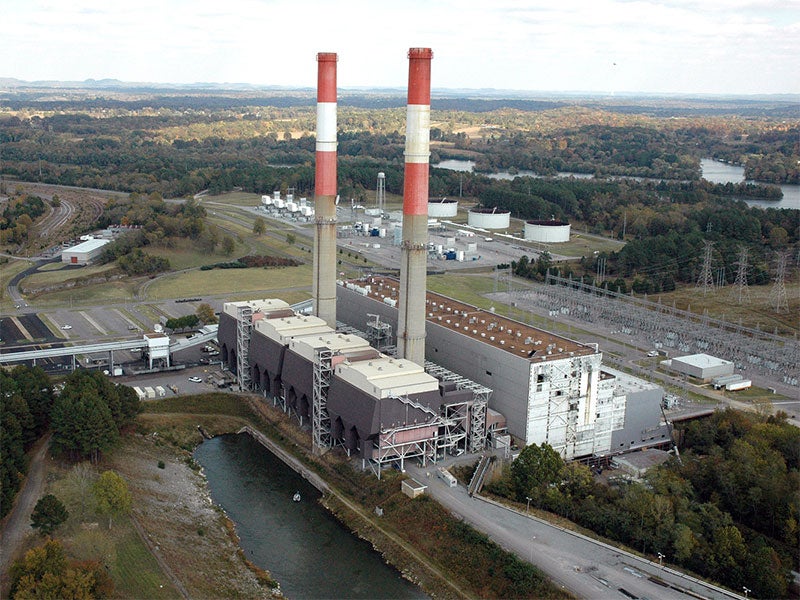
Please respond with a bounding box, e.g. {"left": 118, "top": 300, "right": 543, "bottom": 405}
{"left": 316, "top": 53, "right": 338, "bottom": 103}
{"left": 408, "top": 48, "right": 433, "bottom": 60}
{"left": 407, "top": 47, "right": 433, "bottom": 106}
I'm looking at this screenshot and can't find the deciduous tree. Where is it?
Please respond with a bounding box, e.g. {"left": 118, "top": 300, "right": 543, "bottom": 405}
{"left": 93, "top": 470, "right": 131, "bottom": 530}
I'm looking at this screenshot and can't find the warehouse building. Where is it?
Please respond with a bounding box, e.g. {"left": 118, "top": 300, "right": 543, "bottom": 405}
{"left": 666, "top": 353, "right": 734, "bottom": 381}
{"left": 61, "top": 238, "right": 112, "bottom": 265}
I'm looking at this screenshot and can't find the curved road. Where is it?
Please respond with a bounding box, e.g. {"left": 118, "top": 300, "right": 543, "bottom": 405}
{"left": 405, "top": 461, "right": 744, "bottom": 600}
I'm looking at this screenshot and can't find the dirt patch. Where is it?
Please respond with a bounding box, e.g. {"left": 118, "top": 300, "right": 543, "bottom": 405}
{"left": 104, "top": 431, "right": 277, "bottom": 599}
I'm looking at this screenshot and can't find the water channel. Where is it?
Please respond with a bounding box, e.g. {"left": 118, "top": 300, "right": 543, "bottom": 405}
{"left": 193, "top": 433, "right": 427, "bottom": 600}
{"left": 435, "top": 158, "right": 800, "bottom": 210}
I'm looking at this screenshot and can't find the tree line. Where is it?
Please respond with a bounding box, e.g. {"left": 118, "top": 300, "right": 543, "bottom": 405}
{"left": 484, "top": 409, "right": 798, "bottom": 598}
{"left": 2, "top": 365, "right": 139, "bottom": 542}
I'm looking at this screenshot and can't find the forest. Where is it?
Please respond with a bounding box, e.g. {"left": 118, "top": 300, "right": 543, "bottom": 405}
{"left": 484, "top": 409, "right": 799, "bottom": 599}
{"left": 1, "top": 367, "right": 139, "bottom": 520}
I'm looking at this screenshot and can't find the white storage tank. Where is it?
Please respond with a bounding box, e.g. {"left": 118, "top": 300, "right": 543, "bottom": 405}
{"left": 524, "top": 219, "right": 571, "bottom": 243}
{"left": 468, "top": 207, "right": 511, "bottom": 230}
{"left": 427, "top": 198, "right": 459, "bottom": 218}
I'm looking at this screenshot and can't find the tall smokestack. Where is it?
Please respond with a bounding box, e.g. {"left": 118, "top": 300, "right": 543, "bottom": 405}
{"left": 313, "top": 52, "right": 338, "bottom": 328}
{"left": 397, "top": 47, "right": 433, "bottom": 366}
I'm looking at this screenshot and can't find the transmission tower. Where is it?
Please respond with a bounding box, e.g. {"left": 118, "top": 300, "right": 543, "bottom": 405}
{"left": 596, "top": 257, "right": 606, "bottom": 284}
{"left": 696, "top": 241, "right": 715, "bottom": 296}
{"left": 732, "top": 247, "right": 751, "bottom": 305}
{"left": 769, "top": 251, "right": 789, "bottom": 314}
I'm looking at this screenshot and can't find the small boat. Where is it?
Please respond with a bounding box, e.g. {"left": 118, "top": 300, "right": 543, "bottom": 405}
{"left": 292, "top": 491, "right": 301, "bottom": 502}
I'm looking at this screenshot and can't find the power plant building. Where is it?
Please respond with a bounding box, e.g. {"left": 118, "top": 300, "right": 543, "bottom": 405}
{"left": 215, "top": 49, "right": 668, "bottom": 477}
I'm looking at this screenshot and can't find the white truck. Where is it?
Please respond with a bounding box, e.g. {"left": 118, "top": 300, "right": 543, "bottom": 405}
{"left": 437, "top": 467, "right": 457, "bottom": 488}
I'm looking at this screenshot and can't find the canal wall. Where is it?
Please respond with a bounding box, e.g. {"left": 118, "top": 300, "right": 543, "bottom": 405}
{"left": 237, "top": 425, "right": 330, "bottom": 494}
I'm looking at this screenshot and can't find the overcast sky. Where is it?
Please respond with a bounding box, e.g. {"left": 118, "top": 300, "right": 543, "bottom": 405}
{"left": 5, "top": 0, "right": 799, "bottom": 95}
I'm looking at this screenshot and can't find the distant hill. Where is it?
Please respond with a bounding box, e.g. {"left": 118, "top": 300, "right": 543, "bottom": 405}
{"left": 1, "top": 77, "right": 798, "bottom": 117}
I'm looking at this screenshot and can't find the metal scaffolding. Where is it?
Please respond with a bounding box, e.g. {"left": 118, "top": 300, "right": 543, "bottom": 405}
{"left": 366, "top": 394, "right": 449, "bottom": 480}
{"left": 366, "top": 313, "right": 393, "bottom": 351}
{"left": 236, "top": 305, "right": 253, "bottom": 392}
{"left": 425, "top": 361, "right": 491, "bottom": 453}
{"left": 312, "top": 347, "right": 333, "bottom": 454}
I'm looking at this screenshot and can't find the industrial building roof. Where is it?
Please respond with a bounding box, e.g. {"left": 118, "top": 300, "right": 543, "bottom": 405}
{"left": 335, "top": 357, "right": 440, "bottom": 398}
{"left": 599, "top": 366, "right": 662, "bottom": 394}
{"left": 290, "top": 331, "right": 372, "bottom": 361}
{"left": 255, "top": 314, "right": 330, "bottom": 345}
{"left": 672, "top": 353, "right": 732, "bottom": 369}
{"left": 64, "top": 238, "right": 111, "bottom": 253}
{"left": 223, "top": 299, "right": 290, "bottom": 319}
{"left": 355, "top": 276, "right": 597, "bottom": 362}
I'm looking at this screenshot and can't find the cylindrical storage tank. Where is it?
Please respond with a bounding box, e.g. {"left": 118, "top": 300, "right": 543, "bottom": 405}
{"left": 427, "top": 198, "right": 458, "bottom": 218}
{"left": 468, "top": 207, "right": 511, "bottom": 229}
{"left": 524, "top": 219, "right": 571, "bottom": 243}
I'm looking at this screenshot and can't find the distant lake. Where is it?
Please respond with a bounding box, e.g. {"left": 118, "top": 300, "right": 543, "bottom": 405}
{"left": 699, "top": 159, "right": 799, "bottom": 210}
{"left": 434, "top": 159, "right": 799, "bottom": 210}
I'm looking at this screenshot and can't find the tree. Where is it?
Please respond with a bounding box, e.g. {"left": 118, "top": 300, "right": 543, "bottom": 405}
{"left": 252, "top": 216, "right": 266, "bottom": 235}
{"left": 221, "top": 235, "right": 235, "bottom": 255}
{"left": 8, "top": 539, "right": 67, "bottom": 598}
{"left": 60, "top": 463, "right": 96, "bottom": 522}
{"left": 196, "top": 302, "right": 218, "bottom": 324}
{"left": 93, "top": 470, "right": 132, "bottom": 530}
{"left": 286, "top": 233, "right": 296, "bottom": 245}
{"left": 510, "top": 443, "right": 563, "bottom": 502}
{"left": 30, "top": 494, "right": 70, "bottom": 537}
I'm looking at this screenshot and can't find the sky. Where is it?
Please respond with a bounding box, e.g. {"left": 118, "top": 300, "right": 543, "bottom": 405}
{"left": 4, "top": 0, "right": 800, "bottom": 96}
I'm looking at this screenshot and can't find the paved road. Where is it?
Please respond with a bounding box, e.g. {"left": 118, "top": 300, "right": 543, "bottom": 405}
{"left": 405, "top": 462, "right": 743, "bottom": 600}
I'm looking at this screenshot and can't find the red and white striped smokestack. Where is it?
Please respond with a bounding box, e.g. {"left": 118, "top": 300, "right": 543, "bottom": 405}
{"left": 313, "top": 52, "right": 338, "bottom": 328}
{"left": 397, "top": 47, "right": 433, "bottom": 366}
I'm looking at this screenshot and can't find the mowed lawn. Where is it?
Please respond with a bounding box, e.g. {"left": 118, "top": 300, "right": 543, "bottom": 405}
{"left": 145, "top": 264, "right": 313, "bottom": 300}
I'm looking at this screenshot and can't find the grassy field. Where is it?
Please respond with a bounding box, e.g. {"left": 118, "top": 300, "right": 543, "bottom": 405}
{"left": 21, "top": 263, "right": 117, "bottom": 287}
{"left": 145, "top": 239, "right": 244, "bottom": 270}
{"left": 650, "top": 279, "right": 799, "bottom": 335}
{"left": 0, "top": 259, "right": 32, "bottom": 308}
{"left": 28, "top": 279, "right": 139, "bottom": 307}
{"left": 144, "top": 264, "right": 313, "bottom": 299}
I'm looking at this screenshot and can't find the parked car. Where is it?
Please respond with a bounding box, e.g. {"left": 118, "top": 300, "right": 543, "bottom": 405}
{"left": 188, "top": 376, "right": 203, "bottom": 383}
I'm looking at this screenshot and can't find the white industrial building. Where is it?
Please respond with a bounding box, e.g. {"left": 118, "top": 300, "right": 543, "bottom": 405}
{"left": 665, "top": 353, "right": 734, "bottom": 381}
{"left": 61, "top": 238, "right": 112, "bottom": 265}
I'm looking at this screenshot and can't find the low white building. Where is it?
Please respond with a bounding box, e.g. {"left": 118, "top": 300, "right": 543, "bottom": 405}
{"left": 62, "top": 238, "right": 112, "bottom": 265}
{"left": 667, "top": 353, "right": 734, "bottom": 381}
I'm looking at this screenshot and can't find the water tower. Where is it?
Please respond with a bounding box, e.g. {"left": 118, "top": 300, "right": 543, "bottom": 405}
{"left": 376, "top": 172, "right": 386, "bottom": 214}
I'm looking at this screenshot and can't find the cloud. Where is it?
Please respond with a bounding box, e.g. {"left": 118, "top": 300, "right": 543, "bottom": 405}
{"left": 4, "top": 0, "right": 799, "bottom": 94}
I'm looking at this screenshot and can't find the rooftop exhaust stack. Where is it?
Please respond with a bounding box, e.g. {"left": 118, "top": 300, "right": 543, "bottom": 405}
{"left": 397, "top": 47, "right": 433, "bottom": 366}
{"left": 313, "top": 52, "right": 338, "bottom": 328}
